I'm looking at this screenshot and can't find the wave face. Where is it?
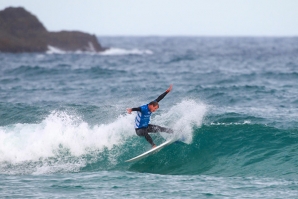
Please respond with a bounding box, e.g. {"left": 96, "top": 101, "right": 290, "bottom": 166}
{"left": 133, "top": 122, "right": 298, "bottom": 177}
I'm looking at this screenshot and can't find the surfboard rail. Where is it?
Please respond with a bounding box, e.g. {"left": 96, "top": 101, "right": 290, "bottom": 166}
{"left": 125, "top": 139, "right": 175, "bottom": 162}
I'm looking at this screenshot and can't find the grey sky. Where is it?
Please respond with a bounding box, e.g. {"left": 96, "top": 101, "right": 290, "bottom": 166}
{"left": 1, "top": 0, "right": 298, "bottom": 36}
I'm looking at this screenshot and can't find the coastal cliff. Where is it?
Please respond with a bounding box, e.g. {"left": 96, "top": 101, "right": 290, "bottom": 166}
{"left": 0, "top": 7, "right": 105, "bottom": 53}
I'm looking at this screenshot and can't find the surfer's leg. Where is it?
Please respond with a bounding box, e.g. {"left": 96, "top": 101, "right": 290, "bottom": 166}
{"left": 135, "top": 128, "right": 155, "bottom": 146}
{"left": 148, "top": 124, "right": 173, "bottom": 134}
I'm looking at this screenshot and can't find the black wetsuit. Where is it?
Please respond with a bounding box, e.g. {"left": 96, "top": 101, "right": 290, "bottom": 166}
{"left": 131, "top": 91, "right": 173, "bottom": 146}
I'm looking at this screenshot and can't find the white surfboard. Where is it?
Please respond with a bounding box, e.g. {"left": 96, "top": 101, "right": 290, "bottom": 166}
{"left": 125, "top": 139, "right": 175, "bottom": 163}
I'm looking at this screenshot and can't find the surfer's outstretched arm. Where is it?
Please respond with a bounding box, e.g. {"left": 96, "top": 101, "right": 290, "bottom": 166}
{"left": 126, "top": 107, "right": 141, "bottom": 114}
{"left": 126, "top": 85, "right": 172, "bottom": 114}
{"left": 154, "top": 84, "right": 173, "bottom": 102}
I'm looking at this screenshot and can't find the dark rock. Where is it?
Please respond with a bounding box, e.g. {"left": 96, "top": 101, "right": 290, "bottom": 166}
{"left": 0, "top": 7, "right": 105, "bottom": 53}
{"left": 48, "top": 31, "right": 103, "bottom": 52}
{"left": 0, "top": 7, "right": 48, "bottom": 52}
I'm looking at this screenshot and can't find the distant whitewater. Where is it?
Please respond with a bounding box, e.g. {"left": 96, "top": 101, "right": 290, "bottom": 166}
{"left": 47, "top": 45, "right": 153, "bottom": 56}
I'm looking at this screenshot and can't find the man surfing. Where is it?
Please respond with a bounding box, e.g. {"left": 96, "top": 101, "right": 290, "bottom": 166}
{"left": 127, "top": 85, "right": 173, "bottom": 148}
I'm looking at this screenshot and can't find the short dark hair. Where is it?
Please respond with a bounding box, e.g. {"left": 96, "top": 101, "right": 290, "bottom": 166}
{"left": 149, "top": 101, "right": 159, "bottom": 107}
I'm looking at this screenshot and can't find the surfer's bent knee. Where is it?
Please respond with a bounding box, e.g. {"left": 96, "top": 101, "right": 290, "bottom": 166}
{"left": 135, "top": 128, "right": 146, "bottom": 136}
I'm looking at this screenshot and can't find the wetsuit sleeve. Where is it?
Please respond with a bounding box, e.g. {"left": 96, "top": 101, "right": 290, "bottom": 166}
{"left": 154, "top": 91, "right": 169, "bottom": 102}
{"left": 131, "top": 107, "right": 141, "bottom": 112}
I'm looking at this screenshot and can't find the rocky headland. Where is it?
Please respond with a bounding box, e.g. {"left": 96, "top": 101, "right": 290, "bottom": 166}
{"left": 0, "top": 7, "right": 105, "bottom": 53}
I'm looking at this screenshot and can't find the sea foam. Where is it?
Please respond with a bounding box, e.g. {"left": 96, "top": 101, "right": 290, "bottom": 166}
{"left": 0, "top": 111, "right": 135, "bottom": 174}
{"left": 99, "top": 48, "right": 153, "bottom": 56}
{"left": 46, "top": 45, "right": 153, "bottom": 56}
{"left": 154, "top": 99, "right": 207, "bottom": 143}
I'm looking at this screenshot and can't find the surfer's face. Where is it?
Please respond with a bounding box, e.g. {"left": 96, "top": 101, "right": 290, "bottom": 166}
{"left": 149, "top": 104, "right": 159, "bottom": 112}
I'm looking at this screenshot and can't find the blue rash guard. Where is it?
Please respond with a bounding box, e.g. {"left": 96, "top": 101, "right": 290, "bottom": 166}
{"left": 134, "top": 104, "right": 151, "bottom": 128}
{"left": 132, "top": 91, "right": 168, "bottom": 129}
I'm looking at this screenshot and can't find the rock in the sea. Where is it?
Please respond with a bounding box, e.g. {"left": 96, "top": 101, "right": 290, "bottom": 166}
{"left": 0, "top": 7, "right": 105, "bottom": 53}
{"left": 48, "top": 31, "right": 103, "bottom": 52}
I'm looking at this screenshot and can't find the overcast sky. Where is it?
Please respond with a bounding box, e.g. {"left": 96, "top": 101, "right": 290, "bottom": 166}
{"left": 1, "top": 0, "right": 298, "bottom": 36}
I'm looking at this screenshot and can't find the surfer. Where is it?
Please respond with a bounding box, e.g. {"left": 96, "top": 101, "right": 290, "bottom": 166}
{"left": 127, "top": 85, "right": 173, "bottom": 148}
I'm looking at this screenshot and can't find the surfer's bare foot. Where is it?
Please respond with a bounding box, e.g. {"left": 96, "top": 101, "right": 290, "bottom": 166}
{"left": 152, "top": 145, "right": 157, "bottom": 148}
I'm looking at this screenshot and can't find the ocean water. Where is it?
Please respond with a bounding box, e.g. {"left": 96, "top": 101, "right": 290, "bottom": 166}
{"left": 0, "top": 37, "right": 298, "bottom": 198}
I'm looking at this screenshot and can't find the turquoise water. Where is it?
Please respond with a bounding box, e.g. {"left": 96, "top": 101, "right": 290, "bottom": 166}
{"left": 1, "top": 37, "right": 298, "bottom": 198}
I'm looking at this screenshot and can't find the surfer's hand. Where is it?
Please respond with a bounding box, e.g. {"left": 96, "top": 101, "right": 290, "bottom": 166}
{"left": 152, "top": 144, "right": 157, "bottom": 148}
{"left": 166, "top": 84, "right": 173, "bottom": 93}
{"left": 127, "top": 108, "right": 132, "bottom": 114}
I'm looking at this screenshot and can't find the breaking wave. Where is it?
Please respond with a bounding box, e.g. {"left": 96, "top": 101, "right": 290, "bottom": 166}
{"left": 1, "top": 99, "right": 297, "bottom": 179}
